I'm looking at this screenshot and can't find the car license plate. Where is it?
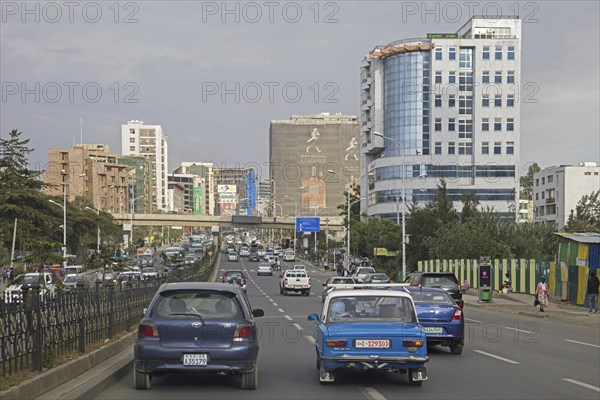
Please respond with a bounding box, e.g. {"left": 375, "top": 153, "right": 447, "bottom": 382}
{"left": 424, "top": 327, "right": 443, "bottom": 333}
{"left": 182, "top": 354, "right": 208, "bottom": 366}
{"left": 355, "top": 339, "right": 390, "bottom": 348}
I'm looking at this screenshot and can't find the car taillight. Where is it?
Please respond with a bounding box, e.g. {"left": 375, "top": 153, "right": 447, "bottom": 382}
{"left": 309, "top": 277, "right": 312, "bottom": 284}
{"left": 284, "top": 278, "right": 288, "bottom": 285}
{"left": 326, "top": 339, "right": 347, "bottom": 347}
{"left": 233, "top": 323, "right": 255, "bottom": 341}
{"left": 453, "top": 308, "right": 463, "bottom": 320}
{"left": 403, "top": 340, "right": 424, "bottom": 347}
{"left": 138, "top": 322, "right": 158, "bottom": 337}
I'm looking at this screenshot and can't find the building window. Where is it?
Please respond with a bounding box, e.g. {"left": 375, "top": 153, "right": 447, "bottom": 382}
{"left": 494, "top": 142, "right": 502, "bottom": 154}
{"left": 495, "top": 71, "right": 502, "bottom": 84}
{"left": 459, "top": 96, "right": 473, "bottom": 114}
{"left": 482, "top": 71, "right": 490, "bottom": 84}
{"left": 482, "top": 118, "right": 489, "bottom": 131}
{"left": 448, "top": 142, "right": 456, "bottom": 154}
{"left": 507, "top": 95, "right": 515, "bottom": 107}
{"left": 129, "top": 138, "right": 135, "bottom": 143}
{"left": 541, "top": 190, "right": 545, "bottom": 198}
{"left": 129, "top": 146, "right": 135, "bottom": 152}
{"left": 448, "top": 95, "right": 456, "bottom": 108}
{"left": 459, "top": 72, "right": 473, "bottom": 91}
{"left": 458, "top": 119, "right": 473, "bottom": 138}
{"left": 435, "top": 95, "right": 442, "bottom": 107}
{"left": 535, "top": 179, "right": 539, "bottom": 186}
{"left": 435, "top": 118, "right": 442, "bottom": 131}
{"left": 507, "top": 46, "right": 515, "bottom": 60}
{"left": 494, "top": 118, "right": 502, "bottom": 131}
{"left": 482, "top": 142, "right": 489, "bottom": 154}
{"left": 458, "top": 142, "right": 473, "bottom": 155}
{"left": 449, "top": 47, "right": 456, "bottom": 60}
{"left": 495, "top": 46, "right": 502, "bottom": 60}
{"left": 482, "top": 94, "right": 490, "bottom": 107}
{"left": 536, "top": 193, "right": 539, "bottom": 200}
{"left": 448, "top": 71, "right": 456, "bottom": 84}
{"left": 507, "top": 71, "right": 515, "bottom": 84}
{"left": 448, "top": 118, "right": 456, "bottom": 131}
{"left": 483, "top": 46, "right": 490, "bottom": 60}
{"left": 435, "top": 48, "right": 442, "bottom": 60}
{"left": 435, "top": 142, "right": 442, "bottom": 154}
{"left": 129, "top": 129, "right": 135, "bottom": 134}
{"left": 494, "top": 95, "right": 502, "bottom": 107}
{"left": 459, "top": 48, "right": 473, "bottom": 68}
{"left": 548, "top": 175, "right": 554, "bottom": 183}
{"left": 435, "top": 71, "right": 442, "bottom": 84}
{"left": 507, "top": 142, "right": 514, "bottom": 155}
{"left": 507, "top": 118, "right": 514, "bottom": 131}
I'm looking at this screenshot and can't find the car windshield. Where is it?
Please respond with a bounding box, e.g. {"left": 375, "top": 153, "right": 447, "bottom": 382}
{"left": 226, "top": 271, "right": 243, "bottom": 279}
{"left": 152, "top": 291, "right": 243, "bottom": 319}
{"left": 411, "top": 291, "right": 454, "bottom": 305}
{"left": 258, "top": 264, "right": 270, "bottom": 268}
{"left": 64, "top": 275, "right": 80, "bottom": 283}
{"left": 23, "top": 275, "right": 42, "bottom": 285}
{"left": 371, "top": 274, "right": 388, "bottom": 280}
{"left": 327, "top": 295, "right": 417, "bottom": 323}
{"left": 358, "top": 268, "right": 375, "bottom": 274}
{"left": 142, "top": 267, "right": 156, "bottom": 272}
{"left": 331, "top": 278, "right": 355, "bottom": 284}
{"left": 422, "top": 275, "right": 458, "bottom": 288}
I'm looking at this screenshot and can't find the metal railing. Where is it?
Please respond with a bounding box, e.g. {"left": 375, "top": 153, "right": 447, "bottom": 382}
{"left": 0, "top": 255, "right": 217, "bottom": 379}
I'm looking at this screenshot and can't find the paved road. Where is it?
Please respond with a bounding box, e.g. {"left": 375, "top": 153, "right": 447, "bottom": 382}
{"left": 92, "top": 256, "right": 600, "bottom": 400}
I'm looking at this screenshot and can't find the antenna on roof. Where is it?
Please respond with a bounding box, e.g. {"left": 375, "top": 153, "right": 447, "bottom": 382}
{"left": 80, "top": 116, "right": 83, "bottom": 145}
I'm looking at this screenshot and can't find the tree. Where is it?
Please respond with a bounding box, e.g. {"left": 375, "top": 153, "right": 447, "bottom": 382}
{"left": 337, "top": 183, "right": 361, "bottom": 227}
{"left": 520, "top": 163, "right": 540, "bottom": 200}
{"left": 564, "top": 190, "right": 600, "bottom": 233}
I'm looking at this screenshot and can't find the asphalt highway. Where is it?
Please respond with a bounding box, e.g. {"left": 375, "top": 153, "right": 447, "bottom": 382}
{"left": 92, "top": 255, "right": 600, "bottom": 400}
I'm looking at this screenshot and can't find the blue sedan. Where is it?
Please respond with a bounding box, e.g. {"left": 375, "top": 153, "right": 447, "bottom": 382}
{"left": 308, "top": 288, "right": 428, "bottom": 385}
{"left": 134, "top": 282, "right": 264, "bottom": 390}
{"left": 403, "top": 287, "right": 464, "bottom": 355}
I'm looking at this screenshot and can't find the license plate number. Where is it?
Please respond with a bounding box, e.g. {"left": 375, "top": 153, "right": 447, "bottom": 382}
{"left": 355, "top": 339, "right": 390, "bottom": 348}
{"left": 182, "top": 354, "right": 208, "bottom": 366}
{"left": 424, "top": 327, "right": 443, "bottom": 333}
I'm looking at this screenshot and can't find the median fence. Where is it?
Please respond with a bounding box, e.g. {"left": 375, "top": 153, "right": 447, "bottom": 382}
{"left": 0, "top": 255, "right": 217, "bottom": 380}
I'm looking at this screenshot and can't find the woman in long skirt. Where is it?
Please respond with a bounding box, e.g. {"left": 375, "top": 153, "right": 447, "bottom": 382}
{"left": 536, "top": 277, "right": 549, "bottom": 312}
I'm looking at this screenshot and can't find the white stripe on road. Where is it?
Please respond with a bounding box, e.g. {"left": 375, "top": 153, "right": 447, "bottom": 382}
{"left": 278, "top": 308, "right": 285, "bottom": 313}
{"left": 273, "top": 303, "right": 278, "bottom": 306}
{"left": 473, "top": 350, "right": 519, "bottom": 364}
{"left": 269, "top": 299, "right": 274, "bottom": 302}
{"left": 293, "top": 323, "right": 303, "bottom": 331}
{"left": 565, "top": 339, "right": 600, "bottom": 349}
{"left": 304, "top": 335, "right": 315, "bottom": 345}
{"left": 284, "top": 315, "right": 293, "bottom": 320}
{"left": 363, "top": 387, "right": 387, "bottom": 400}
{"left": 563, "top": 378, "right": 600, "bottom": 393}
{"left": 505, "top": 326, "right": 535, "bottom": 334}
{"left": 465, "top": 318, "right": 482, "bottom": 323}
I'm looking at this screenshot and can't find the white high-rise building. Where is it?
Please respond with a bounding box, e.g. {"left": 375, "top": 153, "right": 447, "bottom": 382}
{"left": 533, "top": 162, "right": 600, "bottom": 230}
{"left": 121, "top": 120, "right": 169, "bottom": 211}
{"left": 361, "top": 16, "right": 521, "bottom": 220}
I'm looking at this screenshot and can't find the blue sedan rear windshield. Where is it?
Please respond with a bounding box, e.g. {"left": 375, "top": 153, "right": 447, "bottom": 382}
{"left": 152, "top": 291, "right": 243, "bottom": 319}
{"left": 411, "top": 292, "right": 454, "bottom": 305}
{"left": 328, "top": 295, "right": 417, "bottom": 323}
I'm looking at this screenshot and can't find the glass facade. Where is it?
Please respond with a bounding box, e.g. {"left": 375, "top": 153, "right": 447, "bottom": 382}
{"left": 369, "top": 187, "right": 516, "bottom": 207}
{"left": 383, "top": 51, "right": 431, "bottom": 157}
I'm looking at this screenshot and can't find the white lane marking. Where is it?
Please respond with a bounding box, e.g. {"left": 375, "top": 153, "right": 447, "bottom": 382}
{"left": 505, "top": 326, "right": 535, "bottom": 334}
{"left": 473, "top": 350, "right": 519, "bottom": 364}
{"left": 562, "top": 379, "right": 600, "bottom": 393}
{"left": 273, "top": 303, "right": 278, "bottom": 306}
{"left": 465, "top": 318, "right": 482, "bottom": 323}
{"left": 363, "top": 387, "right": 387, "bottom": 400}
{"left": 565, "top": 339, "right": 600, "bottom": 349}
{"left": 284, "top": 315, "right": 293, "bottom": 320}
{"left": 269, "top": 299, "right": 274, "bottom": 302}
{"left": 278, "top": 308, "right": 285, "bottom": 313}
{"left": 293, "top": 323, "right": 303, "bottom": 331}
{"left": 304, "top": 335, "right": 316, "bottom": 345}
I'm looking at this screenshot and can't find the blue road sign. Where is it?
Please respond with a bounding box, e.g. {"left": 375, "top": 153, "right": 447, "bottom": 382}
{"left": 296, "top": 217, "right": 320, "bottom": 232}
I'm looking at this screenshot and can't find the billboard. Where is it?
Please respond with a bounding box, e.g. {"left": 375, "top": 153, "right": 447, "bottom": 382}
{"left": 193, "top": 187, "right": 203, "bottom": 214}
{"left": 217, "top": 184, "right": 237, "bottom": 193}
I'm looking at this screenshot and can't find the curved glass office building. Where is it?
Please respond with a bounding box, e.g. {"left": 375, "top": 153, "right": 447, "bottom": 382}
{"left": 360, "top": 16, "right": 521, "bottom": 221}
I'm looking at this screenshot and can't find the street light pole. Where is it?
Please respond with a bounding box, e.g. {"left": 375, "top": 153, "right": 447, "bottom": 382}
{"left": 373, "top": 131, "right": 408, "bottom": 281}
{"left": 85, "top": 206, "right": 100, "bottom": 253}
{"left": 284, "top": 195, "right": 298, "bottom": 257}
{"left": 327, "top": 170, "right": 352, "bottom": 269}
{"left": 49, "top": 195, "right": 67, "bottom": 266}
{"left": 130, "top": 195, "right": 144, "bottom": 253}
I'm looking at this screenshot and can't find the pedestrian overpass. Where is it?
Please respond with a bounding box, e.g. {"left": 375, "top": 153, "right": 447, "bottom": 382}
{"left": 110, "top": 213, "right": 345, "bottom": 231}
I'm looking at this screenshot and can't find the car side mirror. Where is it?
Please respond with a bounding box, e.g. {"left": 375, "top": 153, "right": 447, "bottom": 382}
{"left": 308, "top": 313, "right": 319, "bottom": 321}
{"left": 252, "top": 309, "right": 264, "bottom": 318}
{"left": 279, "top": 274, "right": 284, "bottom": 278}
{"left": 322, "top": 282, "right": 326, "bottom": 286}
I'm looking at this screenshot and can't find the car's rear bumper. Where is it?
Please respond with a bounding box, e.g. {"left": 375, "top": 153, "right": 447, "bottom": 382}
{"left": 321, "top": 354, "right": 428, "bottom": 370}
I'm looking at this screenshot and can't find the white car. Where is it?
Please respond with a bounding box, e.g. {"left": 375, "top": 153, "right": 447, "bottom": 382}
{"left": 354, "top": 267, "right": 376, "bottom": 283}
{"left": 227, "top": 252, "right": 239, "bottom": 262}
{"left": 292, "top": 264, "right": 306, "bottom": 271}
{"left": 4, "top": 272, "right": 58, "bottom": 303}
{"left": 284, "top": 250, "right": 295, "bottom": 262}
{"left": 257, "top": 263, "right": 273, "bottom": 276}
{"left": 321, "top": 276, "right": 357, "bottom": 302}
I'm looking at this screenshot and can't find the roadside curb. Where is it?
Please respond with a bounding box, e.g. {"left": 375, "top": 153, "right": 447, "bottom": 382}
{"left": 1, "top": 332, "right": 136, "bottom": 400}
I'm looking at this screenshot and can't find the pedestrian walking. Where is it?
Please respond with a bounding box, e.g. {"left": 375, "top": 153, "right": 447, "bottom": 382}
{"left": 323, "top": 257, "right": 329, "bottom": 272}
{"left": 536, "top": 277, "right": 549, "bottom": 312}
{"left": 1, "top": 267, "right": 7, "bottom": 285}
{"left": 586, "top": 270, "right": 599, "bottom": 314}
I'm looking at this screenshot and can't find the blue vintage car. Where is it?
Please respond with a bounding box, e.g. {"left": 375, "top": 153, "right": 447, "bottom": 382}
{"left": 308, "top": 288, "right": 429, "bottom": 385}
{"left": 134, "top": 282, "right": 264, "bottom": 390}
{"left": 403, "top": 287, "right": 465, "bottom": 354}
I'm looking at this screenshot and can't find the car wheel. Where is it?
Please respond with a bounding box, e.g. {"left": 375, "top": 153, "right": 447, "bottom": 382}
{"left": 316, "top": 358, "right": 321, "bottom": 369}
{"left": 134, "top": 365, "right": 152, "bottom": 390}
{"left": 241, "top": 363, "right": 258, "bottom": 390}
{"left": 280, "top": 287, "right": 283, "bottom": 295}
{"left": 304, "top": 291, "right": 310, "bottom": 297}
{"left": 283, "top": 290, "right": 287, "bottom": 296}
{"left": 449, "top": 344, "right": 463, "bottom": 355}
{"left": 407, "top": 369, "right": 423, "bottom": 386}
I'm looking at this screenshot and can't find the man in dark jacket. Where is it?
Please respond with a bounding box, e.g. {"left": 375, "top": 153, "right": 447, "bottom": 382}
{"left": 587, "top": 271, "right": 599, "bottom": 314}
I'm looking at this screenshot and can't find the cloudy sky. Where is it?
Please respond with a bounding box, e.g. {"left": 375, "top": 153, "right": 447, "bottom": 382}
{"left": 1, "top": 1, "right": 598, "bottom": 180}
